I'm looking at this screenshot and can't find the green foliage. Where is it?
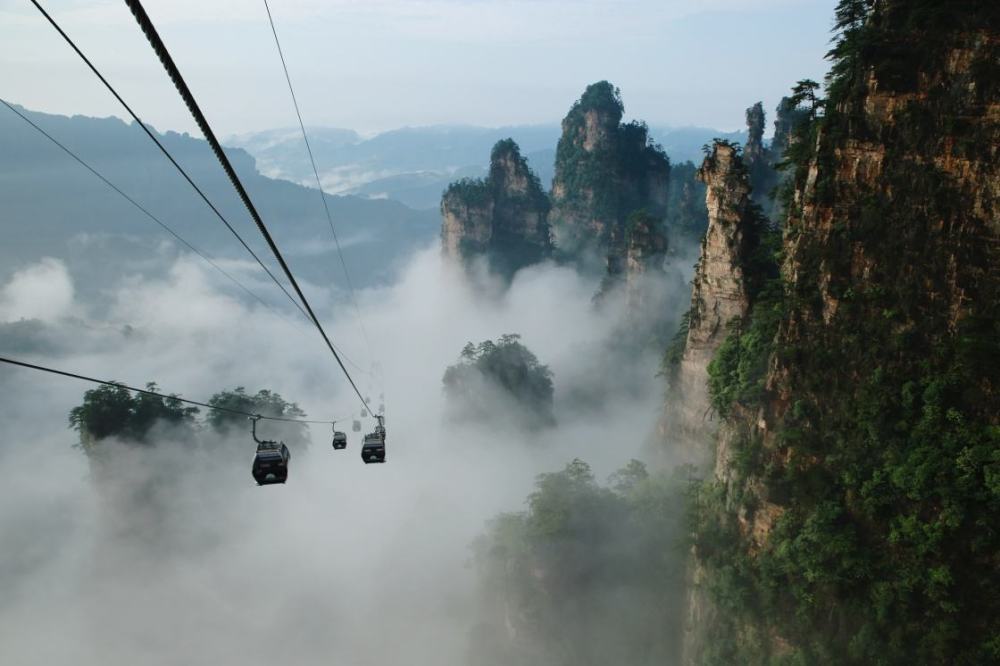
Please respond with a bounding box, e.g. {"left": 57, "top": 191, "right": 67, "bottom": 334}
{"left": 551, "top": 81, "right": 670, "bottom": 251}
{"left": 695, "top": 319, "right": 1000, "bottom": 663}
{"left": 693, "top": 2, "right": 1000, "bottom": 658}
{"left": 576, "top": 81, "right": 624, "bottom": 118}
{"left": 706, "top": 301, "right": 778, "bottom": 416}
{"left": 442, "top": 334, "right": 555, "bottom": 429}
{"left": 68, "top": 383, "right": 198, "bottom": 454}
{"left": 660, "top": 307, "right": 691, "bottom": 375}
{"left": 443, "top": 177, "right": 491, "bottom": 207}
{"left": 67, "top": 383, "right": 310, "bottom": 457}
{"left": 471, "top": 459, "right": 689, "bottom": 665}
{"left": 444, "top": 139, "right": 552, "bottom": 278}
{"left": 207, "top": 387, "right": 308, "bottom": 447}
{"left": 489, "top": 138, "right": 550, "bottom": 211}
{"left": 706, "top": 218, "right": 783, "bottom": 416}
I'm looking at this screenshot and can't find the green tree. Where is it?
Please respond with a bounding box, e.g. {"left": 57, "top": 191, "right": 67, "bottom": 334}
{"left": 443, "top": 334, "right": 555, "bottom": 430}
{"left": 68, "top": 382, "right": 199, "bottom": 455}
{"left": 206, "top": 387, "right": 308, "bottom": 447}
{"left": 471, "top": 459, "right": 688, "bottom": 665}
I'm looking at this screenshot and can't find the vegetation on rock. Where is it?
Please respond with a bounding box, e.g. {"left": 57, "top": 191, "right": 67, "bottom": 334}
{"left": 550, "top": 81, "right": 671, "bottom": 259}
{"left": 470, "top": 458, "right": 689, "bottom": 665}
{"left": 69, "top": 383, "right": 199, "bottom": 453}
{"left": 443, "top": 334, "right": 555, "bottom": 430}
{"left": 69, "top": 384, "right": 309, "bottom": 456}
{"left": 441, "top": 139, "right": 551, "bottom": 278}
{"left": 690, "top": 1, "right": 1000, "bottom": 662}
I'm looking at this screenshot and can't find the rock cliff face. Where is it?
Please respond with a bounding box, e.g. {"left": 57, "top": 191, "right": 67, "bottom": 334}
{"left": 684, "top": 2, "right": 1000, "bottom": 662}
{"left": 770, "top": 95, "right": 808, "bottom": 161}
{"left": 441, "top": 183, "right": 492, "bottom": 257}
{"left": 621, "top": 212, "right": 669, "bottom": 317}
{"left": 441, "top": 139, "right": 550, "bottom": 276}
{"left": 657, "top": 142, "right": 757, "bottom": 469}
{"left": 742, "top": 101, "right": 780, "bottom": 219}
{"left": 743, "top": 102, "right": 766, "bottom": 165}
{"left": 549, "top": 81, "right": 670, "bottom": 264}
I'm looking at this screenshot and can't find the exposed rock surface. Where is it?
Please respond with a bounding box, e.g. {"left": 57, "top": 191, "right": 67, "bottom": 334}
{"left": 770, "top": 95, "right": 808, "bottom": 160}
{"left": 742, "top": 101, "right": 781, "bottom": 219}
{"left": 684, "top": 3, "right": 1000, "bottom": 662}
{"left": 743, "top": 102, "right": 766, "bottom": 165}
{"left": 622, "top": 213, "right": 668, "bottom": 317}
{"left": 440, "top": 139, "right": 550, "bottom": 276}
{"left": 657, "top": 142, "right": 756, "bottom": 469}
{"left": 549, "top": 81, "right": 670, "bottom": 264}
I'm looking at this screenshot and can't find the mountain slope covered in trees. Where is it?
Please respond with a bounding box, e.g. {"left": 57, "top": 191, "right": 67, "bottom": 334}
{"left": 682, "top": 1, "right": 1000, "bottom": 662}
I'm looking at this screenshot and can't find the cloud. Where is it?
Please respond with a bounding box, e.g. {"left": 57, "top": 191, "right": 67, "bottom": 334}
{"left": 0, "top": 243, "right": 687, "bottom": 664}
{"left": 0, "top": 257, "right": 75, "bottom": 323}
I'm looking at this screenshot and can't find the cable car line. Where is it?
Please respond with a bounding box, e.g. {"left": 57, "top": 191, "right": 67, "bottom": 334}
{"left": 27, "top": 0, "right": 373, "bottom": 412}
{"left": 262, "top": 0, "right": 375, "bottom": 366}
{"left": 0, "top": 97, "right": 368, "bottom": 375}
{"left": 121, "top": 0, "right": 374, "bottom": 416}
{"left": 0, "top": 355, "right": 343, "bottom": 425}
{"left": 27, "top": 0, "right": 305, "bottom": 322}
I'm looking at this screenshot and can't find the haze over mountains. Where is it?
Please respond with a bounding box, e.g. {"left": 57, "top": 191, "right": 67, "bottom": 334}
{"left": 1, "top": 104, "right": 439, "bottom": 303}
{"left": 2, "top": 101, "right": 746, "bottom": 304}
{"left": 227, "top": 124, "right": 746, "bottom": 210}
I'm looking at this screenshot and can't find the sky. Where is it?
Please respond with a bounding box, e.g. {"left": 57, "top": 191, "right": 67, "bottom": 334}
{"left": 1, "top": 0, "right": 838, "bottom": 136}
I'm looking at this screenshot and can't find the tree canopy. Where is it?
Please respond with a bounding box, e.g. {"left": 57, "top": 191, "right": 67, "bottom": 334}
{"left": 470, "top": 458, "right": 689, "bottom": 665}
{"left": 69, "top": 383, "right": 198, "bottom": 454}
{"left": 67, "top": 383, "right": 309, "bottom": 456}
{"left": 442, "top": 333, "right": 555, "bottom": 430}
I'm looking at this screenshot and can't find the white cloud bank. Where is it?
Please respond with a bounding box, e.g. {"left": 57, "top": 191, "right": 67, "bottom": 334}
{"left": 0, "top": 245, "right": 686, "bottom": 665}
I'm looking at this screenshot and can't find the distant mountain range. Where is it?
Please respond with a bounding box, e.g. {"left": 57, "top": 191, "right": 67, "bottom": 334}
{"left": 227, "top": 124, "right": 747, "bottom": 210}
{"left": 1, "top": 104, "right": 440, "bottom": 302}
{"left": 1, "top": 103, "right": 746, "bottom": 310}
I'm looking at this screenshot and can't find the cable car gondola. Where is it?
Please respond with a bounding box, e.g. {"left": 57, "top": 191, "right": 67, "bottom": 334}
{"left": 352, "top": 419, "right": 361, "bottom": 432}
{"left": 361, "top": 416, "right": 386, "bottom": 464}
{"left": 331, "top": 422, "right": 347, "bottom": 450}
{"left": 250, "top": 417, "right": 290, "bottom": 485}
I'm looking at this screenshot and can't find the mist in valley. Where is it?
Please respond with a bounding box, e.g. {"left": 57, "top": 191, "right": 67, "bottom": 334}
{"left": 0, "top": 243, "right": 694, "bottom": 665}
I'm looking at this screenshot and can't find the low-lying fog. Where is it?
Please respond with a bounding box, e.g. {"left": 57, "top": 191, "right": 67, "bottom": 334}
{"left": 0, "top": 245, "right": 687, "bottom": 665}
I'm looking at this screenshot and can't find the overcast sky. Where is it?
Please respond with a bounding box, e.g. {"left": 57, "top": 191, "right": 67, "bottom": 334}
{"left": 1, "top": 0, "right": 836, "bottom": 136}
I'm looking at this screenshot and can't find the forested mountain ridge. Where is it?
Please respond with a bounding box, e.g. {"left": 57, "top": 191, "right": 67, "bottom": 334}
{"left": 679, "top": 1, "right": 1000, "bottom": 663}
{"left": 0, "top": 105, "right": 439, "bottom": 292}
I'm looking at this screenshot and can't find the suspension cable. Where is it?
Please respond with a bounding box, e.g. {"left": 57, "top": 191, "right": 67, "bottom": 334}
{"left": 28, "top": 0, "right": 307, "bottom": 321}
{"left": 1, "top": 98, "right": 368, "bottom": 374}
{"left": 121, "top": 0, "right": 373, "bottom": 416}
{"left": 0, "top": 355, "right": 341, "bottom": 425}
{"left": 262, "top": 0, "right": 374, "bottom": 365}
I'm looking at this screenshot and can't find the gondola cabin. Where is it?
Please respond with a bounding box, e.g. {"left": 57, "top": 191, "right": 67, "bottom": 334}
{"left": 252, "top": 440, "right": 290, "bottom": 485}
{"left": 332, "top": 430, "right": 348, "bottom": 450}
{"left": 361, "top": 430, "right": 386, "bottom": 464}
{"left": 352, "top": 419, "right": 361, "bottom": 432}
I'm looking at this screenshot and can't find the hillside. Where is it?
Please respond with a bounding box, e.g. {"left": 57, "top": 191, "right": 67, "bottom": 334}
{"left": 1, "top": 105, "right": 439, "bottom": 296}
{"left": 676, "top": 2, "right": 1000, "bottom": 662}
